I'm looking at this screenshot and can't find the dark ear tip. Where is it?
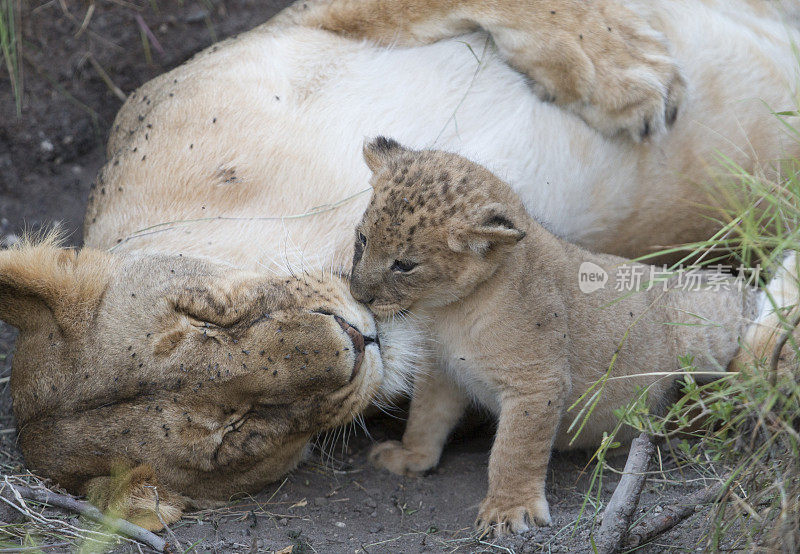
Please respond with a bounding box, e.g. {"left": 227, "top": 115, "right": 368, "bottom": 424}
{"left": 367, "top": 136, "right": 401, "bottom": 153}
{"left": 363, "top": 137, "right": 405, "bottom": 172}
{"left": 483, "top": 213, "right": 516, "bottom": 230}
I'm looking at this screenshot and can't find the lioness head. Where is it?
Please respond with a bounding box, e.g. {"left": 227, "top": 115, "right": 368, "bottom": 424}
{"left": 0, "top": 235, "right": 412, "bottom": 502}
{"left": 350, "top": 138, "right": 527, "bottom": 318}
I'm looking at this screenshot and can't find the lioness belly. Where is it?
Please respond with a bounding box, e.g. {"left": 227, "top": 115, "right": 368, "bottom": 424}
{"left": 95, "top": 5, "right": 799, "bottom": 268}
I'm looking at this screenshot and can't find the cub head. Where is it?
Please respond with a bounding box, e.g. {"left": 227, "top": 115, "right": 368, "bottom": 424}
{"left": 0, "top": 235, "right": 389, "bottom": 501}
{"left": 350, "top": 137, "right": 528, "bottom": 318}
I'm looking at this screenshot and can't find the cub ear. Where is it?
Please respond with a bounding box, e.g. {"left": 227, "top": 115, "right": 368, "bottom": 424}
{"left": 447, "top": 203, "right": 526, "bottom": 255}
{"left": 363, "top": 136, "right": 406, "bottom": 173}
{"left": 0, "top": 236, "right": 115, "bottom": 334}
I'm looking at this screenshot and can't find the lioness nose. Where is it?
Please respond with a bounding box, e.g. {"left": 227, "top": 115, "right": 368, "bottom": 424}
{"left": 332, "top": 314, "right": 365, "bottom": 380}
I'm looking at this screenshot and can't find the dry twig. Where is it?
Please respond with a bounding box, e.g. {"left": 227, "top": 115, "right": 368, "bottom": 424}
{"left": 147, "top": 484, "right": 183, "bottom": 552}
{"left": 624, "top": 480, "right": 726, "bottom": 548}
{"left": 0, "top": 480, "right": 167, "bottom": 552}
{"left": 87, "top": 53, "right": 127, "bottom": 102}
{"left": 593, "top": 433, "right": 655, "bottom": 554}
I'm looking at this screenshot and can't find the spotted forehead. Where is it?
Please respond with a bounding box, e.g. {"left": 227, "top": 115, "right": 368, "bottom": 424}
{"left": 365, "top": 152, "right": 486, "bottom": 242}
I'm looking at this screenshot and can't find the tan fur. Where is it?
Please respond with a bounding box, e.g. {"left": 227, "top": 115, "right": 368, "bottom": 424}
{"left": 86, "top": 465, "right": 186, "bottom": 532}
{"left": 1, "top": 241, "right": 381, "bottom": 529}
{"left": 83, "top": 1, "right": 798, "bottom": 265}
{"left": 351, "top": 139, "right": 759, "bottom": 535}
{"left": 2, "top": 0, "right": 798, "bottom": 530}
{"left": 0, "top": 233, "right": 114, "bottom": 336}
{"left": 277, "top": 0, "right": 685, "bottom": 140}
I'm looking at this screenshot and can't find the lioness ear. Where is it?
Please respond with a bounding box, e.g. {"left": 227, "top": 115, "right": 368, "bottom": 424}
{"left": 448, "top": 203, "right": 526, "bottom": 255}
{"left": 363, "top": 136, "right": 406, "bottom": 173}
{"left": 0, "top": 237, "right": 115, "bottom": 333}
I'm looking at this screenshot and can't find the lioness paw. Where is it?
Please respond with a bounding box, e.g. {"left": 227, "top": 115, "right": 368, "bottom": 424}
{"left": 85, "top": 465, "right": 185, "bottom": 532}
{"left": 567, "top": 10, "right": 686, "bottom": 142}
{"left": 369, "top": 440, "right": 438, "bottom": 475}
{"left": 498, "top": 5, "right": 685, "bottom": 142}
{"left": 570, "top": 40, "right": 686, "bottom": 142}
{"left": 475, "top": 495, "right": 551, "bottom": 537}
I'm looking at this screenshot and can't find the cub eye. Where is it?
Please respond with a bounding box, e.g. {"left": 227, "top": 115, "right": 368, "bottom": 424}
{"left": 358, "top": 232, "right": 367, "bottom": 246}
{"left": 391, "top": 259, "right": 418, "bottom": 273}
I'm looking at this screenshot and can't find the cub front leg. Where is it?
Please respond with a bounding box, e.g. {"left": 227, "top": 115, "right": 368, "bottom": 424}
{"left": 477, "top": 378, "right": 568, "bottom": 537}
{"left": 280, "top": 0, "right": 685, "bottom": 141}
{"left": 370, "top": 367, "right": 469, "bottom": 475}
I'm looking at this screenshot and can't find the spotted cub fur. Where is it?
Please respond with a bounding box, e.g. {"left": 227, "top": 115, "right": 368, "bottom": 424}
{"left": 350, "top": 137, "right": 760, "bottom": 536}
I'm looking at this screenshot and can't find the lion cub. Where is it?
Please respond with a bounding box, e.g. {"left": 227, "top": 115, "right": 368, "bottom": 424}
{"left": 351, "top": 137, "right": 758, "bottom": 536}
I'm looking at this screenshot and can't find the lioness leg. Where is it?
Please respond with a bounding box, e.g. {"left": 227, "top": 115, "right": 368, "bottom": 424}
{"left": 370, "top": 367, "right": 468, "bottom": 474}
{"left": 279, "top": 0, "right": 685, "bottom": 141}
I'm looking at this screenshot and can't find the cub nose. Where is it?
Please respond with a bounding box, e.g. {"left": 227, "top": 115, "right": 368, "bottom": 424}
{"left": 349, "top": 278, "right": 375, "bottom": 305}
{"left": 332, "top": 314, "right": 365, "bottom": 380}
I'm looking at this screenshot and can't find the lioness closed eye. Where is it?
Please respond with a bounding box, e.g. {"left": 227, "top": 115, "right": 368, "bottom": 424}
{"left": 349, "top": 137, "right": 793, "bottom": 537}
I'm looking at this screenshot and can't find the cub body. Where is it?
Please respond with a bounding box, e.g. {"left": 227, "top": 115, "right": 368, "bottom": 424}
{"left": 350, "top": 138, "right": 759, "bottom": 535}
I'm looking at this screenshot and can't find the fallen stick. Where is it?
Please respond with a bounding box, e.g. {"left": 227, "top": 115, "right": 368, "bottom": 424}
{"left": 147, "top": 484, "right": 184, "bottom": 552}
{"left": 0, "top": 481, "right": 167, "bottom": 552}
{"left": 593, "top": 433, "right": 655, "bottom": 554}
{"left": 624, "top": 480, "right": 725, "bottom": 549}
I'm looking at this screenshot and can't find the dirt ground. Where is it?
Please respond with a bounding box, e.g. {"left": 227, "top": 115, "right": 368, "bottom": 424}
{"left": 0, "top": 2, "right": 726, "bottom": 552}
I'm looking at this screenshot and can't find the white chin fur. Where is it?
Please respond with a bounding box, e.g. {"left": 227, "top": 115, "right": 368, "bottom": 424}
{"left": 374, "top": 314, "right": 430, "bottom": 400}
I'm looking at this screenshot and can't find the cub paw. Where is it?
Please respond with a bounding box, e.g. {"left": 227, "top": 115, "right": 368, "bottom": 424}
{"left": 475, "top": 495, "right": 551, "bottom": 537}
{"left": 368, "top": 440, "right": 438, "bottom": 476}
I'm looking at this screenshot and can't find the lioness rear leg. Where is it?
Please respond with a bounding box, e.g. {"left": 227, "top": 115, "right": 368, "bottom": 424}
{"left": 280, "top": 0, "right": 685, "bottom": 141}
{"left": 85, "top": 464, "right": 185, "bottom": 532}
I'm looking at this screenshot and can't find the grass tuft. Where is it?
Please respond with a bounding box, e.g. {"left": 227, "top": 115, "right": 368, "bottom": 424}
{"left": 0, "top": 0, "right": 22, "bottom": 116}
{"left": 571, "top": 106, "right": 800, "bottom": 551}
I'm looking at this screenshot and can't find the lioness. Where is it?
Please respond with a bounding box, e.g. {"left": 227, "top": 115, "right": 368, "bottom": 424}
{"left": 351, "top": 137, "right": 772, "bottom": 535}
{"left": 1, "top": 0, "right": 799, "bottom": 529}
